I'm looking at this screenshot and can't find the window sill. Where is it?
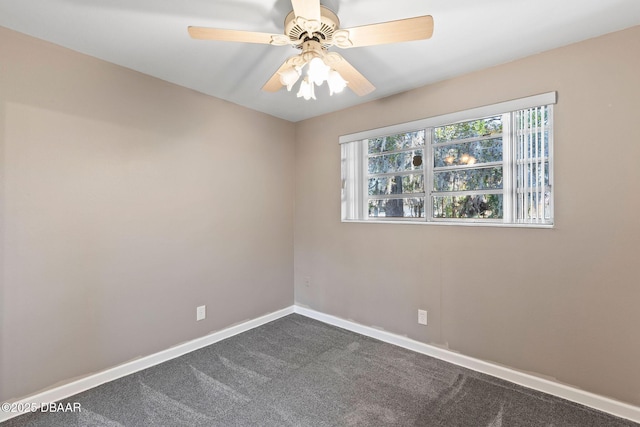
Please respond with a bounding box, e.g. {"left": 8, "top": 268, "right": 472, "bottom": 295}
{"left": 341, "top": 219, "right": 554, "bottom": 229}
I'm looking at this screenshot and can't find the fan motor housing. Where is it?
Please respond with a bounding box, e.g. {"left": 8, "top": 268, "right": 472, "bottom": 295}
{"left": 284, "top": 6, "right": 340, "bottom": 48}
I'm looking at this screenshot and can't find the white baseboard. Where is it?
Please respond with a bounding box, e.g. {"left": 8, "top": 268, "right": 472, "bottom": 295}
{"left": 3, "top": 304, "right": 638, "bottom": 424}
{"left": 0, "top": 306, "right": 294, "bottom": 423}
{"left": 293, "top": 305, "right": 640, "bottom": 424}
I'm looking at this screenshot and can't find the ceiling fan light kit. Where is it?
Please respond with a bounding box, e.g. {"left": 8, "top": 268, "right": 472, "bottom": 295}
{"left": 277, "top": 39, "right": 349, "bottom": 99}
{"left": 188, "top": 0, "right": 434, "bottom": 100}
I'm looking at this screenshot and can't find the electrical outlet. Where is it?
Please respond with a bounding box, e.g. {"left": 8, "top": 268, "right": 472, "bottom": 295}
{"left": 304, "top": 276, "right": 311, "bottom": 288}
{"left": 196, "top": 305, "right": 206, "bottom": 321}
{"left": 418, "top": 309, "right": 427, "bottom": 325}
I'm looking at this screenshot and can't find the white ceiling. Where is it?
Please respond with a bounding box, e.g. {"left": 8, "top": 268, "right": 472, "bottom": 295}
{"left": 1, "top": 0, "right": 639, "bottom": 122}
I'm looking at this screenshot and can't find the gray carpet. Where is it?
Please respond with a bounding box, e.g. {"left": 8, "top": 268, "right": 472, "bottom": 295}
{"left": 3, "top": 314, "right": 638, "bottom": 426}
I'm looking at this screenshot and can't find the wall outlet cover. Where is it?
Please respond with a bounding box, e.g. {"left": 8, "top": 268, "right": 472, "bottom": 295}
{"left": 418, "top": 309, "right": 427, "bottom": 325}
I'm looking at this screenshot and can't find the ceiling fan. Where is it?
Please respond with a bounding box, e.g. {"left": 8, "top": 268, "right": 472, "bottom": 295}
{"left": 188, "top": 0, "right": 434, "bottom": 100}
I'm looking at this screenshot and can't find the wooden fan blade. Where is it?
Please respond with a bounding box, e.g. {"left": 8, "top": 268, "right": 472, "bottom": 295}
{"left": 329, "top": 55, "right": 375, "bottom": 96}
{"left": 262, "top": 61, "right": 290, "bottom": 92}
{"left": 188, "top": 26, "right": 276, "bottom": 44}
{"left": 291, "top": 0, "right": 321, "bottom": 21}
{"left": 341, "top": 15, "right": 434, "bottom": 48}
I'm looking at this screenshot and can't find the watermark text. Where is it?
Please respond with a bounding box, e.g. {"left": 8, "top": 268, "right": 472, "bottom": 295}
{"left": 1, "top": 402, "right": 82, "bottom": 413}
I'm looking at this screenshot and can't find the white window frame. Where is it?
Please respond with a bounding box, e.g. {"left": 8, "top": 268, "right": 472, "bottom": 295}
{"left": 340, "top": 92, "right": 556, "bottom": 228}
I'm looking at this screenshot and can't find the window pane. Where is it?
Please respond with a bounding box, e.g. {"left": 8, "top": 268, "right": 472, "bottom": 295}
{"left": 368, "top": 150, "right": 423, "bottom": 175}
{"left": 369, "top": 198, "right": 425, "bottom": 218}
{"left": 517, "top": 106, "right": 549, "bottom": 128}
{"left": 432, "top": 194, "right": 503, "bottom": 219}
{"left": 518, "top": 131, "right": 549, "bottom": 158}
{"left": 517, "top": 190, "right": 551, "bottom": 221}
{"left": 515, "top": 105, "right": 552, "bottom": 225}
{"left": 434, "top": 138, "right": 503, "bottom": 167}
{"left": 517, "top": 162, "right": 549, "bottom": 189}
{"left": 434, "top": 116, "right": 503, "bottom": 143}
{"left": 369, "top": 175, "right": 424, "bottom": 196}
{"left": 434, "top": 167, "right": 503, "bottom": 192}
{"left": 368, "top": 131, "right": 425, "bottom": 154}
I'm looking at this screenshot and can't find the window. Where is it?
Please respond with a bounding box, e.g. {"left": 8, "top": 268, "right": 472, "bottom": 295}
{"left": 367, "top": 131, "right": 426, "bottom": 219}
{"left": 431, "top": 115, "right": 505, "bottom": 220}
{"left": 341, "top": 93, "right": 555, "bottom": 226}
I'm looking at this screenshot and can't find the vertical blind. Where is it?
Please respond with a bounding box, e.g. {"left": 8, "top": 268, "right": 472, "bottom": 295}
{"left": 515, "top": 106, "right": 552, "bottom": 223}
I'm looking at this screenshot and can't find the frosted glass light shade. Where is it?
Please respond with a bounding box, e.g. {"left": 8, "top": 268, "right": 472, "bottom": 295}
{"left": 307, "top": 57, "right": 330, "bottom": 86}
{"left": 296, "top": 77, "right": 316, "bottom": 100}
{"left": 279, "top": 66, "right": 301, "bottom": 91}
{"left": 327, "top": 69, "right": 347, "bottom": 95}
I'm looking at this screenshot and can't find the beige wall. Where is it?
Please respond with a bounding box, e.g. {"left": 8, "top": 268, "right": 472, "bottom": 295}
{"left": 2, "top": 22, "right": 639, "bottom": 409}
{"left": 0, "top": 27, "right": 295, "bottom": 401}
{"left": 294, "top": 26, "right": 640, "bottom": 406}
